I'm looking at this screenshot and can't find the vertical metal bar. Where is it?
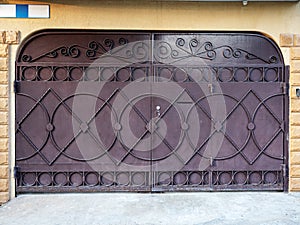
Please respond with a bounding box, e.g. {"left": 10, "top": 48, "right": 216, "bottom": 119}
{"left": 150, "top": 33, "right": 154, "bottom": 192}
{"left": 283, "top": 66, "right": 290, "bottom": 192}
{"left": 209, "top": 170, "right": 213, "bottom": 190}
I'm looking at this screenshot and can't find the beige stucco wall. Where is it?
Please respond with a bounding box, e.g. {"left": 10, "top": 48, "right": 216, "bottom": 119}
{"left": 0, "top": 1, "right": 299, "bottom": 40}
{"left": 1, "top": 0, "right": 300, "bottom": 204}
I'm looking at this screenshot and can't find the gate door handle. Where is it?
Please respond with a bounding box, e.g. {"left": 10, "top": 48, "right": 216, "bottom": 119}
{"left": 156, "top": 105, "right": 161, "bottom": 116}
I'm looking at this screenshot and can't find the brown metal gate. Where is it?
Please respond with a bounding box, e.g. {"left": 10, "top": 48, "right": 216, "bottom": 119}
{"left": 15, "top": 30, "right": 289, "bottom": 193}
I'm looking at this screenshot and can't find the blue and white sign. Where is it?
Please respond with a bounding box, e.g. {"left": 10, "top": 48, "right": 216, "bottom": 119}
{"left": 0, "top": 4, "right": 49, "bottom": 18}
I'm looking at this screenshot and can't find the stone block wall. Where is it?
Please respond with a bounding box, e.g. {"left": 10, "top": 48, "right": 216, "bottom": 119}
{"left": 0, "top": 31, "right": 19, "bottom": 205}
{"left": 280, "top": 33, "right": 300, "bottom": 191}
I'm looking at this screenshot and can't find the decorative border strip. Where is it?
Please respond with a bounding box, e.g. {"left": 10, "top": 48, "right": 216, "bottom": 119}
{"left": 0, "top": 4, "right": 49, "bottom": 18}
{"left": 15, "top": 170, "right": 283, "bottom": 191}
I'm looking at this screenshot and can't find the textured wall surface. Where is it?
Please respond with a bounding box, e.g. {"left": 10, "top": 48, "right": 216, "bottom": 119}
{"left": 281, "top": 34, "right": 300, "bottom": 191}
{"left": 0, "top": 31, "right": 19, "bottom": 204}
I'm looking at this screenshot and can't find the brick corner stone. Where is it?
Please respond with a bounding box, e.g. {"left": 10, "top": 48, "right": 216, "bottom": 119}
{"left": 0, "top": 71, "right": 8, "bottom": 84}
{"left": 0, "top": 192, "right": 9, "bottom": 204}
{"left": 291, "top": 152, "right": 300, "bottom": 165}
{"left": 291, "top": 60, "right": 300, "bottom": 73}
{"left": 0, "top": 58, "right": 8, "bottom": 71}
{"left": 0, "top": 152, "right": 8, "bottom": 166}
{"left": 291, "top": 47, "right": 300, "bottom": 60}
{"left": 5, "top": 31, "right": 20, "bottom": 44}
{"left": 290, "top": 139, "right": 300, "bottom": 152}
{"left": 0, "top": 32, "right": 5, "bottom": 44}
{"left": 0, "top": 44, "right": 8, "bottom": 58}
{"left": 280, "top": 33, "right": 294, "bottom": 47}
{"left": 0, "top": 85, "right": 8, "bottom": 97}
{"left": 290, "top": 178, "right": 300, "bottom": 191}
{"left": 0, "top": 165, "right": 8, "bottom": 179}
{"left": 294, "top": 34, "right": 300, "bottom": 47}
{"left": 0, "top": 138, "right": 8, "bottom": 152}
{"left": 0, "top": 179, "right": 8, "bottom": 192}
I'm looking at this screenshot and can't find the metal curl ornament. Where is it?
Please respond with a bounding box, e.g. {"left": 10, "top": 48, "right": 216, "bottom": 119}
{"left": 103, "top": 39, "right": 114, "bottom": 49}
{"left": 223, "top": 48, "right": 234, "bottom": 59}
{"left": 207, "top": 50, "right": 216, "bottom": 60}
{"left": 204, "top": 42, "right": 214, "bottom": 51}
{"left": 119, "top": 38, "right": 128, "bottom": 45}
{"left": 233, "top": 50, "right": 242, "bottom": 58}
{"left": 22, "top": 55, "right": 32, "bottom": 62}
{"left": 269, "top": 56, "right": 278, "bottom": 64}
{"left": 60, "top": 46, "right": 80, "bottom": 58}
{"left": 176, "top": 38, "right": 185, "bottom": 47}
{"left": 190, "top": 39, "right": 199, "bottom": 48}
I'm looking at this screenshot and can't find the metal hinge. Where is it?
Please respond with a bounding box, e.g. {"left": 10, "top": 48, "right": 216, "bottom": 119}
{"left": 210, "top": 157, "right": 216, "bottom": 167}
{"left": 208, "top": 83, "right": 214, "bottom": 93}
{"left": 281, "top": 164, "right": 287, "bottom": 177}
{"left": 151, "top": 187, "right": 164, "bottom": 193}
{"left": 280, "top": 82, "right": 288, "bottom": 95}
{"left": 13, "top": 166, "right": 20, "bottom": 179}
{"left": 14, "top": 81, "right": 20, "bottom": 93}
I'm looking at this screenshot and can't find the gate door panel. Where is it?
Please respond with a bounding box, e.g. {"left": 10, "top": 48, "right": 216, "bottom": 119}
{"left": 15, "top": 32, "right": 153, "bottom": 192}
{"left": 151, "top": 33, "right": 288, "bottom": 191}
{"left": 15, "top": 30, "right": 288, "bottom": 193}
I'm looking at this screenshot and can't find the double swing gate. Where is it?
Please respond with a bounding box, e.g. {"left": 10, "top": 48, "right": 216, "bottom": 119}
{"left": 15, "top": 30, "right": 289, "bottom": 192}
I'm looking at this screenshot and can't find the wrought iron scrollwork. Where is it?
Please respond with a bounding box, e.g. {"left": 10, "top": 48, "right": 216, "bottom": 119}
{"left": 86, "top": 38, "right": 116, "bottom": 59}
{"left": 20, "top": 37, "right": 151, "bottom": 64}
{"left": 55, "top": 45, "right": 80, "bottom": 58}
{"left": 21, "top": 55, "right": 32, "bottom": 62}
{"left": 155, "top": 38, "right": 278, "bottom": 64}
{"left": 22, "top": 45, "right": 81, "bottom": 62}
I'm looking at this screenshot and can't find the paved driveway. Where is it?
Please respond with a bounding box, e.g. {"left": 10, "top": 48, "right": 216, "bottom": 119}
{"left": 0, "top": 192, "right": 300, "bottom": 225}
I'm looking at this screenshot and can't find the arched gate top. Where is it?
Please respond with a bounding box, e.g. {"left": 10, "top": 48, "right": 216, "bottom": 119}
{"left": 16, "top": 29, "right": 286, "bottom": 82}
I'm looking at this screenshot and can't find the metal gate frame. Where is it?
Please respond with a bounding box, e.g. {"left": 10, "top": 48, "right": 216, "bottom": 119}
{"left": 14, "top": 30, "right": 289, "bottom": 193}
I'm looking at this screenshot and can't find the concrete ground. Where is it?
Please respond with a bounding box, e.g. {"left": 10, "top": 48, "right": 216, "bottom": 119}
{"left": 0, "top": 192, "right": 300, "bottom": 225}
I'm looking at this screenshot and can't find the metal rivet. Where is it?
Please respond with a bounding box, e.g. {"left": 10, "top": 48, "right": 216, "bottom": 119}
{"left": 80, "top": 122, "right": 89, "bottom": 133}
{"left": 181, "top": 122, "right": 189, "bottom": 131}
{"left": 247, "top": 122, "right": 255, "bottom": 130}
{"left": 114, "top": 123, "right": 122, "bottom": 131}
{"left": 46, "top": 123, "right": 54, "bottom": 131}
{"left": 214, "top": 121, "right": 223, "bottom": 132}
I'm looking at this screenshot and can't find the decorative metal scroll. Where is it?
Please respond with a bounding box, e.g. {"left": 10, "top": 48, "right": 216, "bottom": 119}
{"left": 16, "top": 31, "right": 285, "bottom": 81}
{"left": 21, "top": 39, "right": 150, "bottom": 63}
{"left": 154, "top": 38, "right": 279, "bottom": 64}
